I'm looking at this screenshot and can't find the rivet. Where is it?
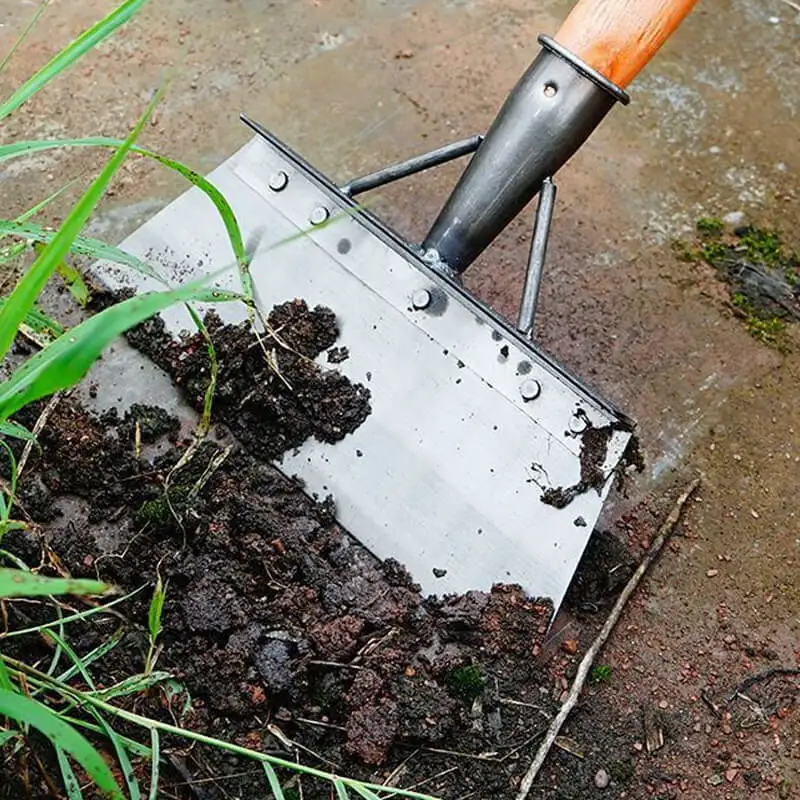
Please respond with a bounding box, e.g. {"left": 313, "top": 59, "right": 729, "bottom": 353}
{"left": 412, "top": 288, "right": 431, "bottom": 310}
{"left": 520, "top": 379, "right": 541, "bottom": 402}
{"left": 309, "top": 206, "right": 330, "bottom": 226}
{"left": 269, "top": 170, "right": 289, "bottom": 192}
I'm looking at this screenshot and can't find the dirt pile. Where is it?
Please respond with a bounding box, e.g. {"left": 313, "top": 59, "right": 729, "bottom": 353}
{"left": 1, "top": 299, "right": 567, "bottom": 799}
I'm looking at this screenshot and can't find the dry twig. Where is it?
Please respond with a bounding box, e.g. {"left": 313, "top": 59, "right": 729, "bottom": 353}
{"left": 16, "top": 392, "right": 61, "bottom": 479}
{"left": 514, "top": 476, "right": 701, "bottom": 800}
{"left": 725, "top": 667, "right": 800, "bottom": 702}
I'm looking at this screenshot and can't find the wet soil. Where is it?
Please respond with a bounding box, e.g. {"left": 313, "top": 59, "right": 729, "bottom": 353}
{"left": 1, "top": 297, "right": 634, "bottom": 800}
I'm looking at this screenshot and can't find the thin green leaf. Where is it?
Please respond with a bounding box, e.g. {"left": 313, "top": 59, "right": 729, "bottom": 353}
{"left": 14, "top": 177, "right": 83, "bottom": 225}
{"left": 0, "top": 421, "right": 34, "bottom": 441}
{"left": 0, "top": 690, "right": 123, "bottom": 799}
{"left": 91, "top": 710, "right": 142, "bottom": 800}
{"left": 0, "top": 241, "right": 26, "bottom": 266}
{"left": 57, "top": 627, "right": 125, "bottom": 684}
{"left": 262, "top": 762, "right": 286, "bottom": 800}
{"left": 147, "top": 576, "right": 166, "bottom": 641}
{"left": 334, "top": 780, "right": 350, "bottom": 800}
{"left": 95, "top": 671, "right": 172, "bottom": 701}
{"left": 59, "top": 715, "right": 151, "bottom": 758}
{"left": 0, "top": 298, "right": 66, "bottom": 339}
{"left": 56, "top": 262, "right": 90, "bottom": 307}
{"left": 0, "top": 138, "right": 245, "bottom": 267}
{"left": 0, "top": 92, "right": 160, "bottom": 363}
{"left": 0, "top": 267, "right": 236, "bottom": 420}
{"left": 0, "top": 219, "right": 165, "bottom": 283}
{"left": 0, "top": 569, "right": 111, "bottom": 599}
{"left": 351, "top": 786, "right": 383, "bottom": 800}
{"left": 184, "top": 305, "right": 217, "bottom": 432}
{"left": 44, "top": 630, "right": 96, "bottom": 690}
{"left": 0, "top": 440, "right": 18, "bottom": 510}
{"left": 0, "top": 549, "right": 28, "bottom": 569}
{"left": 0, "top": 658, "right": 14, "bottom": 692}
{"left": 0, "top": 727, "right": 19, "bottom": 746}
{"left": 56, "top": 745, "right": 85, "bottom": 800}
{"left": 0, "top": 1, "right": 48, "bottom": 74}
{"left": 5, "top": 585, "right": 143, "bottom": 638}
{"left": 0, "top": 0, "right": 149, "bottom": 121}
{"left": 147, "top": 728, "right": 159, "bottom": 800}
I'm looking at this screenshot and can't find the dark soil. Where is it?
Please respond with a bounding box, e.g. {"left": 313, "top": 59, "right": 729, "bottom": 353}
{"left": 0, "top": 297, "right": 636, "bottom": 800}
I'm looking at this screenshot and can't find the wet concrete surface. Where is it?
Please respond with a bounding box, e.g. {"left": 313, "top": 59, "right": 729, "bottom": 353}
{"left": 1, "top": 0, "right": 799, "bottom": 796}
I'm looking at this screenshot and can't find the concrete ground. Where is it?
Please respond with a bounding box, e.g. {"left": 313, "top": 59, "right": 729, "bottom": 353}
{"left": 1, "top": 0, "right": 798, "bottom": 797}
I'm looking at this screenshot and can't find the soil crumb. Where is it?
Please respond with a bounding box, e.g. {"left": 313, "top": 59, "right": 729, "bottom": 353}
{"left": 121, "top": 295, "right": 372, "bottom": 462}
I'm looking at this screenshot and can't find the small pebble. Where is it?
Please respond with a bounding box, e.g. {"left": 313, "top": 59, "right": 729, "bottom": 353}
{"left": 723, "top": 210, "right": 746, "bottom": 228}
{"left": 707, "top": 569, "right": 719, "bottom": 577}
{"left": 594, "top": 769, "right": 610, "bottom": 789}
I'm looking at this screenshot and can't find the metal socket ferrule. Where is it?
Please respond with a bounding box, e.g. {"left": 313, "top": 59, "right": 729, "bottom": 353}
{"left": 422, "top": 35, "right": 629, "bottom": 275}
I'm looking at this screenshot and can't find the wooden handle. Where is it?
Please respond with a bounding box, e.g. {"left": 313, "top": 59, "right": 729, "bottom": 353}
{"left": 554, "top": 0, "right": 699, "bottom": 89}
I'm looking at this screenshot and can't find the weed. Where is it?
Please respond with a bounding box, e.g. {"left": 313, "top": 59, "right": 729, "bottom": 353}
{"left": 731, "top": 293, "right": 788, "bottom": 348}
{"left": 696, "top": 216, "right": 724, "bottom": 238}
{"left": 590, "top": 664, "right": 613, "bottom": 684}
{"left": 134, "top": 485, "right": 190, "bottom": 528}
{"left": 144, "top": 575, "right": 166, "bottom": 676}
{"left": 739, "top": 227, "right": 784, "bottom": 266}
{"left": 447, "top": 664, "right": 486, "bottom": 702}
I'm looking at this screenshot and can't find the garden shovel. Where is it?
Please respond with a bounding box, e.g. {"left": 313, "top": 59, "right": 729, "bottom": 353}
{"left": 90, "top": 0, "right": 699, "bottom": 613}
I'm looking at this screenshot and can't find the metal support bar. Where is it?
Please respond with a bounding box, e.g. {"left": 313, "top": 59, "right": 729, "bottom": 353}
{"left": 518, "top": 178, "right": 557, "bottom": 339}
{"left": 340, "top": 135, "right": 484, "bottom": 197}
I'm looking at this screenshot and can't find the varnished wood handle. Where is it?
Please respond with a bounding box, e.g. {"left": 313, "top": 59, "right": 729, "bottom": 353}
{"left": 554, "top": 0, "right": 699, "bottom": 89}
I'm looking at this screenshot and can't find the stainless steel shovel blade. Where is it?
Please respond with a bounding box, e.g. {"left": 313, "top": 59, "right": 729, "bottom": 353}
{"left": 90, "top": 122, "right": 633, "bottom": 613}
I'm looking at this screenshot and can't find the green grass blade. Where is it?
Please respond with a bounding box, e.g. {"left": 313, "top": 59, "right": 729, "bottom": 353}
{"left": 0, "top": 659, "right": 14, "bottom": 692}
{"left": 14, "top": 178, "right": 83, "bottom": 225}
{"left": 0, "top": 139, "right": 245, "bottom": 267}
{"left": 0, "top": 690, "right": 123, "bottom": 799}
{"left": 351, "top": 786, "right": 382, "bottom": 800}
{"left": 0, "top": 241, "right": 27, "bottom": 267}
{"left": 56, "top": 745, "right": 85, "bottom": 800}
{"left": 184, "top": 305, "right": 217, "bottom": 432}
{"left": 57, "top": 627, "right": 125, "bottom": 684}
{"left": 90, "top": 710, "right": 142, "bottom": 800}
{"left": 0, "top": 94, "right": 160, "bottom": 363}
{"left": 147, "top": 729, "right": 159, "bottom": 800}
{"left": 0, "top": 1, "right": 48, "bottom": 75}
{"left": 0, "top": 267, "right": 236, "bottom": 420}
{"left": 143, "top": 150, "right": 246, "bottom": 267}
{"left": 0, "top": 0, "right": 149, "bottom": 121}
{"left": 0, "top": 219, "right": 166, "bottom": 283}
{"left": 0, "top": 298, "right": 66, "bottom": 340}
{"left": 334, "top": 780, "right": 350, "bottom": 800}
{"left": 262, "top": 762, "right": 286, "bottom": 799}
{"left": 0, "top": 727, "right": 19, "bottom": 746}
{"left": 147, "top": 576, "right": 165, "bottom": 641}
{"left": 95, "top": 671, "right": 171, "bottom": 701}
{"left": 5, "top": 585, "right": 143, "bottom": 638}
{"left": 59, "top": 715, "right": 151, "bottom": 759}
{"left": 44, "top": 630, "right": 96, "bottom": 690}
{"left": 56, "top": 262, "right": 90, "bottom": 307}
{"left": 0, "top": 569, "right": 110, "bottom": 598}
{"left": 0, "top": 421, "right": 34, "bottom": 441}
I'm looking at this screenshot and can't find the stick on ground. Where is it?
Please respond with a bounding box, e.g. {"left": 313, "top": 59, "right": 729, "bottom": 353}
{"left": 514, "top": 476, "right": 701, "bottom": 800}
